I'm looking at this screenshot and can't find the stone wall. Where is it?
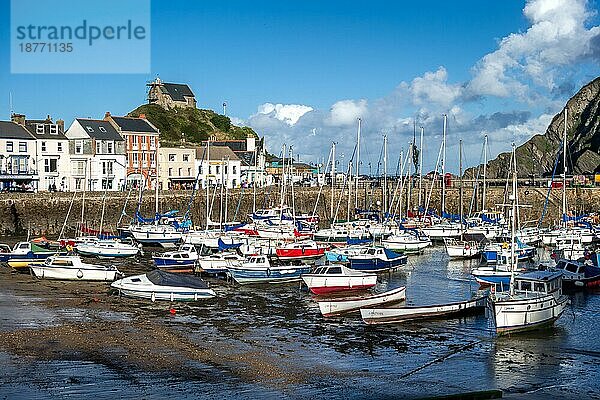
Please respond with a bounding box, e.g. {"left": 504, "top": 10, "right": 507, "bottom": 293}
{"left": 0, "top": 186, "right": 598, "bottom": 237}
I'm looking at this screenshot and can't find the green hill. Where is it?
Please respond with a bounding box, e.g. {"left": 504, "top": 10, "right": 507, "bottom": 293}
{"left": 128, "top": 104, "right": 258, "bottom": 146}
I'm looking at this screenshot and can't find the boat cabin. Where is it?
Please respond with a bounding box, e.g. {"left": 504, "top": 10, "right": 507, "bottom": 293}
{"left": 247, "top": 256, "right": 268, "bottom": 264}
{"left": 313, "top": 265, "right": 343, "bottom": 275}
{"left": 514, "top": 271, "right": 563, "bottom": 296}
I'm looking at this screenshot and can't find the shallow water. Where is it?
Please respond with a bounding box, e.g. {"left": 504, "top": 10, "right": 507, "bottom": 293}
{"left": 1, "top": 244, "right": 599, "bottom": 399}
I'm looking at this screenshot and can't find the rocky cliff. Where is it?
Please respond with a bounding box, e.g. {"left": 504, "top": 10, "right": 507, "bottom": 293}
{"left": 482, "top": 76, "right": 600, "bottom": 178}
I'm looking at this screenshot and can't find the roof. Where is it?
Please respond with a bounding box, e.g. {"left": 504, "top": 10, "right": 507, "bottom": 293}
{"left": 161, "top": 83, "right": 195, "bottom": 101}
{"left": 0, "top": 121, "right": 35, "bottom": 140}
{"left": 205, "top": 140, "right": 247, "bottom": 152}
{"left": 75, "top": 119, "right": 124, "bottom": 141}
{"left": 110, "top": 116, "right": 158, "bottom": 133}
{"left": 196, "top": 145, "right": 240, "bottom": 161}
{"left": 24, "top": 120, "right": 68, "bottom": 140}
{"left": 516, "top": 270, "right": 563, "bottom": 281}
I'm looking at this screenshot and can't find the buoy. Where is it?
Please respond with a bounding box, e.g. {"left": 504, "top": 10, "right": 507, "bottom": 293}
{"left": 169, "top": 307, "right": 176, "bottom": 315}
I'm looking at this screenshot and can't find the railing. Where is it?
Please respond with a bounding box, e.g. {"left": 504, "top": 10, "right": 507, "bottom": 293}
{"left": 0, "top": 168, "right": 37, "bottom": 175}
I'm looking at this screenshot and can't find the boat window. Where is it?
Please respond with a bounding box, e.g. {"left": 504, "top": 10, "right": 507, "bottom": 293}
{"left": 520, "top": 281, "right": 532, "bottom": 291}
{"left": 181, "top": 254, "right": 189, "bottom": 258}
{"left": 173, "top": 254, "right": 181, "bottom": 259}
{"left": 368, "top": 249, "right": 376, "bottom": 255}
{"left": 132, "top": 278, "right": 141, "bottom": 282}
{"left": 329, "top": 267, "right": 342, "bottom": 274}
{"left": 19, "top": 243, "right": 29, "bottom": 249}
{"left": 534, "top": 282, "right": 545, "bottom": 293}
{"left": 565, "top": 263, "right": 578, "bottom": 273}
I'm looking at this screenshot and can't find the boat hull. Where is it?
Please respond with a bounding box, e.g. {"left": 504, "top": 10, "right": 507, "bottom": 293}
{"left": 491, "top": 294, "right": 569, "bottom": 335}
{"left": 302, "top": 275, "right": 377, "bottom": 295}
{"left": 349, "top": 256, "right": 407, "bottom": 272}
{"left": 317, "top": 286, "right": 406, "bottom": 317}
{"left": 228, "top": 265, "right": 311, "bottom": 284}
{"left": 31, "top": 266, "right": 119, "bottom": 281}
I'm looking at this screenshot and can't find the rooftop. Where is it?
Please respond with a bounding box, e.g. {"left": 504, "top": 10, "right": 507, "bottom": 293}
{"left": 196, "top": 145, "right": 240, "bottom": 161}
{"left": 161, "top": 83, "right": 195, "bottom": 102}
{"left": 110, "top": 116, "right": 158, "bottom": 133}
{"left": 75, "top": 119, "right": 124, "bottom": 141}
{"left": 0, "top": 121, "right": 35, "bottom": 140}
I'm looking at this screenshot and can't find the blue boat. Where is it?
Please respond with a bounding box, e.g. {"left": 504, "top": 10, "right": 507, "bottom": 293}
{"left": 481, "top": 242, "right": 535, "bottom": 264}
{"left": 348, "top": 247, "right": 407, "bottom": 272}
{"left": 0, "top": 241, "right": 59, "bottom": 263}
{"left": 325, "top": 245, "right": 369, "bottom": 263}
{"left": 152, "top": 244, "right": 198, "bottom": 273}
{"left": 471, "top": 266, "right": 512, "bottom": 288}
{"left": 227, "top": 255, "right": 311, "bottom": 284}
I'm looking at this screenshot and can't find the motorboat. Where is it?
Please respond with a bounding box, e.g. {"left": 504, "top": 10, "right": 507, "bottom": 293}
{"left": 30, "top": 255, "right": 121, "bottom": 281}
{"left": 152, "top": 244, "right": 199, "bottom": 273}
{"left": 196, "top": 252, "right": 245, "bottom": 274}
{"left": 381, "top": 231, "right": 431, "bottom": 254}
{"left": 226, "top": 255, "right": 310, "bottom": 284}
{"left": 301, "top": 265, "right": 377, "bottom": 295}
{"left": 275, "top": 240, "right": 328, "bottom": 261}
{"left": 111, "top": 269, "right": 216, "bottom": 302}
{"left": 348, "top": 247, "right": 407, "bottom": 272}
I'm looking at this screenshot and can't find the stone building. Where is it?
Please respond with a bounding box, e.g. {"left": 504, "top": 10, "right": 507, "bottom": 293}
{"left": 105, "top": 112, "right": 159, "bottom": 189}
{"left": 146, "top": 77, "right": 196, "bottom": 109}
{"left": 65, "top": 118, "right": 126, "bottom": 191}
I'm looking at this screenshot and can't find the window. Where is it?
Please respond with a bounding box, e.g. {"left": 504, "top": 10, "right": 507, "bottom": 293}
{"left": 233, "top": 165, "right": 237, "bottom": 174}
{"left": 18, "top": 142, "right": 27, "bottom": 152}
{"left": 102, "top": 161, "right": 113, "bottom": 175}
{"left": 178, "top": 167, "right": 182, "bottom": 176}
{"left": 44, "top": 159, "right": 57, "bottom": 173}
{"left": 6, "top": 142, "right": 13, "bottom": 152}
{"left": 72, "top": 161, "right": 86, "bottom": 176}
{"left": 41, "top": 141, "right": 47, "bottom": 152}
{"left": 86, "top": 126, "right": 94, "bottom": 133}
{"left": 224, "top": 165, "right": 228, "bottom": 174}
{"left": 132, "top": 153, "right": 138, "bottom": 163}
{"left": 150, "top": 153, "right": 155, "bottom": 162}
{"left": 534, "top": 282, "right": 545, "bottom": 292}
{"left": 75, "top": 178, "right": 83, "bottom": 190}
{"left": 57, "top": 142, "right": 63, "bottom": 152}
{"left": 75, "top": 140, "right": 83, "bottom": 154}
{"left": 99, "top": 126, "right": 107, "bottom": 133}
{"left": 132, "top": 135, "right": 138, "bottom": 145}
{"left": 208, "top": 165, "right": 212, "bottom": 174}
{"left": 102, "top": 178, "right": 113, "bottom": 190}
{"left": 520, "top": 281, "right": 531, "bottom": 291}
{"left": 18, "top": 157, "right": 27, "bottom": 173}
{"left": 36, "top": 124, "right": 44, "bottom": 134}
{"left": 50, "top": 125, "right": 58, "bottom": 135}
{"left": 168, "top": 167, "right": 173, "bottom": 176}
{"left": 216, "top": 165, "right": 220, "bottom": 174}
{"left": 187, "top": 168, "right": 191, "bottom": 176}
{"left": 96, "top": 141, "right": 102, "bottom": 154}
{"left": 183, "top": 154, "right": 190, "bottom": 162}
{"left": 107, "top": 141, "right": 114, "bottom": 154}
{"left": 168, "top": 154, "right": 176, "bottom": 162}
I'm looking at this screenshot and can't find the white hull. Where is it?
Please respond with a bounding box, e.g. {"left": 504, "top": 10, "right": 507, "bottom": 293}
{"left": 420, "top": 225, "right": 462, "bottom": 239}
{"left": 302, "top": 274, "right": 377, "bottom": 292}
{"left": 76, "top": 243, "right": 139, "bottom": 258}
{"left": 317, "top": 286, "right": 406, "bottom": 317}
{"left": 381, "top": 237, "right": 431, "bottom": 252}
{"left": 111, "top": 274, "right": 216, "bottom": 302}
{"left": 31, "top": 266, "right": 119, "bottom": 281}
{"left": 491, "top": 293, "right": 569, "bottom": 335}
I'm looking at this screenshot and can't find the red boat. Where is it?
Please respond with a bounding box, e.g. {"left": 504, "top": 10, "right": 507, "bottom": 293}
{"left": 275, "top": 240, "right": 328, "bottom": 260}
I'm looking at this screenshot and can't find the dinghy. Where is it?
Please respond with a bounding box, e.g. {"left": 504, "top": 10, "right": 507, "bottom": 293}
{"left": 360, "top": 295, "right": 487, "bottom": 324}
{"left": 30, "top": 255, "right": 121, "bottom": 281}
{"left": 301, "top": 265, "right": 377, "bottom": 295}
{"left": 317, "top": 286, "right": 406, "bottom": 317}
{"left": 111, "top": 269, "right": 216, "bottom": 301}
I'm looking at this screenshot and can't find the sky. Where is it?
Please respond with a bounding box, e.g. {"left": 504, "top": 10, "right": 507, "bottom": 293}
{"left": 0, "top": 0, "right": 599, "bottom": 174}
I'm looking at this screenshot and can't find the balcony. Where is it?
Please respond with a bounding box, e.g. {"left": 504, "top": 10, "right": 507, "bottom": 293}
{"left": 0, "top": 168, "right": 38, "bottom": 180}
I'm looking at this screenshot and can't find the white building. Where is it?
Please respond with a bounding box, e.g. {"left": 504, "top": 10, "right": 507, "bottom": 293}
{"left": 14, "top": 115, "right": 71, "bottom": 191}
{"left": 157, "top": 146, "right": 196, "bottom": 190}
{"left": 0, "top": 120, "right": 38, "bottom": 191}
{"left": 195, "top": 145, "right": 241, "bottom": 189}
{"left": 65, "top": 118, "right": 126, "bottom": 191}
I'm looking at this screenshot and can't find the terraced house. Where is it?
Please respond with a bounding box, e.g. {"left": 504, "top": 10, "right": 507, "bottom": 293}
{"left": 65, "top": 118, "right": 126, "bottom": 191}
{"left": 0, "top": 119, "right": 37, "bottom": 191}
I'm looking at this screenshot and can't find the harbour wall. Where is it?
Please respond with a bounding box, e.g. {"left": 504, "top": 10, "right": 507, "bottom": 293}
{"left": 0, "top": 186, "right": 598, "bottom": 237}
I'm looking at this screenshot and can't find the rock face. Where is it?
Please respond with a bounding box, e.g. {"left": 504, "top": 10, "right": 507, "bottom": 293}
{"left": 483, "top": 76, "right": 600, "bottom": 178}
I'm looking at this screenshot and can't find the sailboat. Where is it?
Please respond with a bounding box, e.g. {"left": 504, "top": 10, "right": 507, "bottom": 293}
{"left": 488, "top": 144, "right": 569, "bottom": 335}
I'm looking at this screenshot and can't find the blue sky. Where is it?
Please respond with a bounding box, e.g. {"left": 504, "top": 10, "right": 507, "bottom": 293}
{"left": 0, "top": 0, "right": 599, "bottom": 172}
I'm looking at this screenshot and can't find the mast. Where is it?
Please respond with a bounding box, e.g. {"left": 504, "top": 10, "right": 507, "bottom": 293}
{"left": 418, "top": 126, "right": 424, "bottom": 209}
{"left": 459, "top": 139, "right": 464, "bottom": 235}
{"left": 347, "top": 160, "right": 352, "bottom": 222}
{"left": 219, "top": 158, "right": 224, "bottom": 231}
{"left": 407, "top": 142, "right": 413, "bottom": 216}
{"left": 562, "top": 108, "right": 568, "bottom": 223}
{"left": 99, "top": 188, "right": 107, "bottom": 238}
{"left": 253, "top": 146, "right": 257, "bottom": 214}
{"left": 509, "top": 143, "right": 517, "bottom": 296}
{"left": 331, "top": 142, "right": 336, "bottom": 220}
{"left": 154, "top": 141, "right": 159, "bottom": 217}
{"left": 290, "top": 146, "right": 297, "bottom": 226}
{"left": 280, "top": 144, "right": 286, "bottom": 212}
{"left": 205, "top": 139, "right": 210, "bottom": 231}
{"left": 80, "top": 159, "right": 88, "bottom": 233}
{"left": 224, "top": 156, "right": 229, "bottom": 224}
{"left": 441, "top": 114, "right": 447, "bottom": 215}
{"left": 483, "top": 134, "right": 488, "bottom": 212}
{"left": 383, "top": 134, "right": 388, "bottom": 217}
{"left": 355, "top": 118, "right": 361, "bottom": 211}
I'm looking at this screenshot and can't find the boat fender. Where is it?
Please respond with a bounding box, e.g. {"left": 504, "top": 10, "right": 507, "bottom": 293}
{"left": 77, "top": 269, "right": 83, "bottom": 279}
{"left": 502, "top": 242, "right": 509, "bottom": 249}
{"left": 151, "top": 292, "right": 156, "bottom": 302}
{"left": 266, "top": 268, "right": 271, "bottom": 277}
{"left": 465, "top": 245, "right": 470, "bottom": 251}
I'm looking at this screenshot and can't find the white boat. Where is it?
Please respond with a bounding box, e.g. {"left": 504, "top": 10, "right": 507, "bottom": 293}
{"left": 129, "top": 224, "right": 184, "bottom": 245}
{"left": 196, "top": 252, "right": 245, "bottom": 274}
{"left": 361, "top": 295, "right": 487, "bottom": 324}
{"left": 444, "top": 238, "right": 481, "bottom": 259}
{"left": 111, "top": 269, "right": 216, "bottom": 301}
{"left": 420, "top": 222, "right": 463, "bottom": 240}
{"left": 381, "top": 231, "right": 431, "bottom": 253}
{"left": 464, "top": 224, "right": 502, "bottom": 240}
{"left": 152, "top": 244, "right": 199, "bottom": 273}
{"left": 227, "top": 255, "right": 311, "bottom": 284}
{"left": 551, "top": 235, "right": 587, "bottom": 260}
{"left": 489, "top": 270, "right": 569, "bottom": 335}
{"left": 31, "top": 255, "right": 121, "bottom": 281}
{"left": 76, "top": 239, "right": 140, "bottom": 258}
{"left": 301, "top": 265, "right": 377, "bottom": 295}
{"left": 541, "top": 227, "right": 595, "bottom": 246}
{"left": 317, "top": 286, "right": 406, "bottom": 317}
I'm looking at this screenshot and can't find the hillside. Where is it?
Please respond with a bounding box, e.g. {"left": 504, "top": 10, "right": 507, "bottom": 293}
{"left": 478, "top": 76, "right": 600, "bottom": 178}
{"left": 128, "top": 104, "right": 258, "bottom": 146}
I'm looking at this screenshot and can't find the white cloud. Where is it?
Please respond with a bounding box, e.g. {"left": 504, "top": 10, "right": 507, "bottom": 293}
{"left": 468, "top": 0, "right": 600, "bottom": 98}
{"left": 326, "top": 99, "right": 368, "bottom": 126}
{"left": 255, "top": 103, "right": 313, "bottom": 126}
{"left": 409, "top": 67, "right": 463, "bottom": 107}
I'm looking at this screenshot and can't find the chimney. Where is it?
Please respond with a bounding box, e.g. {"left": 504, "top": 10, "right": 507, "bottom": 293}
{"left": 139, "top": 113, "right": 146, "bottom": 119}
{"left": 46, "top": 114, "right": 52, "bottom": 122}
{"left": 11, "top": 113, "right": 26, "bottom": 126}
{"left": 104, "top": 111, "right": 111, "bottom": 120}
{"left": 57, "top": 119, "right": 65, "bottom": 133}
